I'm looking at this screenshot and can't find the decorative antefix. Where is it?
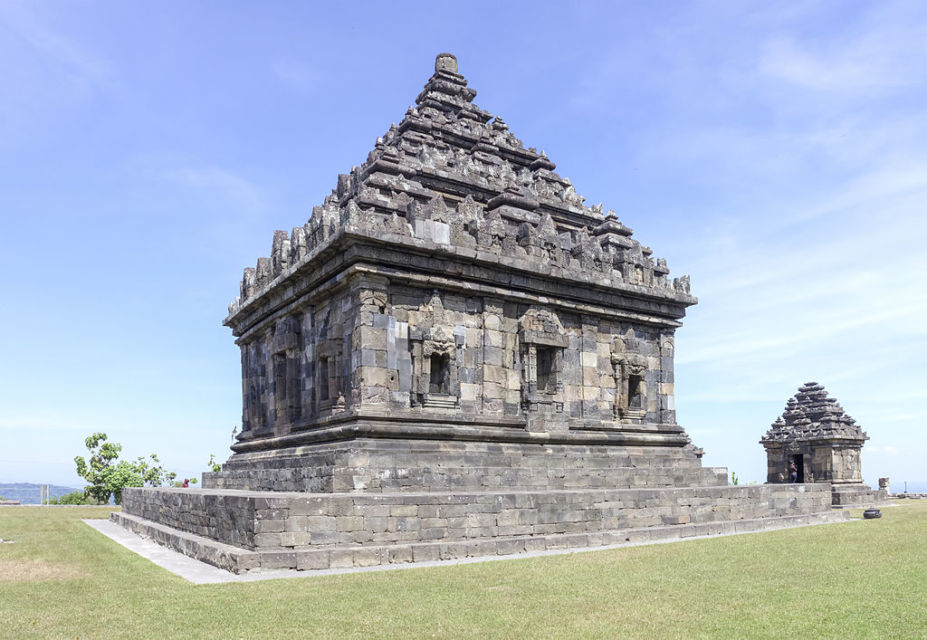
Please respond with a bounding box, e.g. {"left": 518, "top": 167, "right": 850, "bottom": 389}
{"left": 113, "top": 54, "right": 845, "bottom": 574}
{"left": 761, "top": 382, "right": 887, "bottom": 506}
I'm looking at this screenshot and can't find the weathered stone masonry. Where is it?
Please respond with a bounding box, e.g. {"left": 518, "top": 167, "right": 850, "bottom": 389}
{"left": 205, "top": 52, "right": 704, "bottom": 492}
{"left": 762, "top": 382, "right": 887, "bottom": 506}
{"left": 117, "top": 54, "right": 846, "bottom": 572}
{"left": 115, "top": 483, "right": 836, "bottom": 573}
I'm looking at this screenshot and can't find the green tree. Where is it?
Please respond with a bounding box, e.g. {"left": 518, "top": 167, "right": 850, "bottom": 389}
{"left": 74, "top": 433, "right": 177, "bottom": 505}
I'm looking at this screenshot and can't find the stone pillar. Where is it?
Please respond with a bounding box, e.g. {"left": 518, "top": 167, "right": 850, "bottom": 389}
{"left": 659, "top": 333, "right": 676, "bottom": 425}
{"left": 480, "top": 298, "right": 504, "bottom": 414}
{"left": 350, "top": 275, "right": 391, "bottom": 408}
{"left": 580, "top": 316, "right": 599, "bottom": 420}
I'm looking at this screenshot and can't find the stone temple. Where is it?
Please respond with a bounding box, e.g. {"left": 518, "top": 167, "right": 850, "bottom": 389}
{"left": 761, "top": 382, "right": 886, "bottom": 506}
{"left": 113, "top": 54, "right": 844, "bottom": 573}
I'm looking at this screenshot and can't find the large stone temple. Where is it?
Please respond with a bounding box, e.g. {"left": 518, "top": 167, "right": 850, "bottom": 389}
{"left": 113, "top": 54, "right": 844, "bottom": 573}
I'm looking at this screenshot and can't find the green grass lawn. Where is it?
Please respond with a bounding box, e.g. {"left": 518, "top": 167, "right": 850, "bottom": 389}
{"left": 1, "top": 502, "right": 925, "bottom": 639}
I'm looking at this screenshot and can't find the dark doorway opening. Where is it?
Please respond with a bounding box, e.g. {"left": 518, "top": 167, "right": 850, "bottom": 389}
{"left": 536, "top": 347, "right": 555, "bottom": 393}
{"left": 429, "top": 354, "right": 450, "bottom": 394}
{"left": 318, "top": 357, "right": 330, "bottom": 402}
{"left": 627, "top": 374, "right": 644, "bottom": 411}
{"left": 790, "top": 454, "right": 805, "bottom": 483}
{"left": 274, "top": 353, "right": 287, "bottom": 419}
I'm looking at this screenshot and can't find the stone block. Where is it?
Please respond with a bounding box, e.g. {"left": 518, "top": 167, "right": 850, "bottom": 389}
{"left": 329, "top": 550, "right": 355, "bottom": 569}
{"left": 337, "top": 516, "right": 365, "bottom": 532}
{"left": 388, "top": 547, "right": 414, "bottom": 564}
{"left": 254, "top": 519, "right": 285, "bottom": 534}
{"left": 253, "top": 533, "right": 282, "bottom": 547}
{"left": 279, "top": 531, "right": 310, "bottom": 547}
{"left": 261, "top": 551, "right": 297, "bottom": 569}
{"left": 353, "top": 549, "right": 383, "bottom": 567}
{"left": 460, "top": 383, "right": 480, "bottom": 401}
{"left": 412, "top": 545, "right": 440, "bottom": 563}
{"left": 297, "top": 550, "right": 331, "bottom": 571}
{"left": 495, "top": 539, "right": 526, "bottom": 555}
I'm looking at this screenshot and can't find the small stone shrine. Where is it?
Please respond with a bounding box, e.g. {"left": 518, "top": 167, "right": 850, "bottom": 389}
{"left": 761, "top": 382, "right": 886, "bottom": 506}
{"left": 113, "top": 54, "right": 844, "bottom": 573}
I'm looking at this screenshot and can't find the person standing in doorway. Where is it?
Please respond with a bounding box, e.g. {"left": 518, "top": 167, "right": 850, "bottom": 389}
{"left": 789, "top": 461, "right": 798, "bottom": 483}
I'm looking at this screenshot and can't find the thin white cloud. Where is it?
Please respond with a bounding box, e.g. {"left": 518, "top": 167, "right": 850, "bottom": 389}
{"left": 0, "top": 3, "right": 112, "bottom": 96}
{"left": 0, "top": 3, "right": 114, "bottom": 149}
{"left": 867, "top": 444, "right": 901, "bottom": 455}
{"left": 793, "top": 162, "right": 927, "bottom": 224}
{"left": 166, "top": 167, "right": 266, "bottom": 213}
{"left": 271, "top": 59, "right": 323, "bottom": 96}
{"left": 759, "top": 9, "right": 927, "bottom": 94}
{"left": 0, "top": 410, "right": 123, "bottom": 433}
{"left": 761, "top": 38, "right": 888, "bottom": 93}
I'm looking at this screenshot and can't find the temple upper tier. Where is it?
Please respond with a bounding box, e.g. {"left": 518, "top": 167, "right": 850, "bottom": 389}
{"left": 227, "top": 53, "right": 694, "bottom": 323}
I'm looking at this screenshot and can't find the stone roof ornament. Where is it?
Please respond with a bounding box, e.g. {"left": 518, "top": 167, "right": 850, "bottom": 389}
{"left": 761, "top": 382, "right": 868, "bottom": 444}
{"left": 435, "top": 52, "right": 458, "bottom": 74}
{"left": 226, "top": 53, "right": 696, "bottom": 320}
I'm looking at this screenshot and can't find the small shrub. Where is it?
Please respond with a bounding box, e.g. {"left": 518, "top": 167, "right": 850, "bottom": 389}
{"left": 207, "top": 454, "right": 222, "bottom": 473}
{"left": 49, "top": 491, "right": 93, "bottom": 505}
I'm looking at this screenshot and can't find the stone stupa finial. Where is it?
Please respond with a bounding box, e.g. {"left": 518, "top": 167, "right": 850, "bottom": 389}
{"left": 435, "top": 52, "right": 458, "bottom": 74}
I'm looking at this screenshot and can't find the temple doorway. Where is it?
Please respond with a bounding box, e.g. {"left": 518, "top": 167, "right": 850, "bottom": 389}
{"left": 790, "top": 454, "right": 805, "bottom": 483}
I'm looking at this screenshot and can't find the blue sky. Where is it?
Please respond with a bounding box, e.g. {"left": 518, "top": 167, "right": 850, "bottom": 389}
{"left": 2, "top": 1, "right": 925, "bottom": 491}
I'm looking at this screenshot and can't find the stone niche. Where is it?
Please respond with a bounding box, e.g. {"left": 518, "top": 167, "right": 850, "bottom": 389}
{"left": 761, "top": 382, "right": 887, "bottom": 506}
{"left": 115, "top": 54, "right": 845, "bottom": 574}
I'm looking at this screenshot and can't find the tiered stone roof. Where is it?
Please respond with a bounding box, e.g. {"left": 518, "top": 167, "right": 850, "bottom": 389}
{"left": 227, "top": 53, "right": 695, "bottom": 321}
{"left": 762, "top": 382, "right": 867, "bottom": 443}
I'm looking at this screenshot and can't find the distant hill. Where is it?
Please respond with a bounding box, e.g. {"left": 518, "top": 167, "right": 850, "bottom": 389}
{"left": 0, "top": 483, "right": 81, "bottom": 504}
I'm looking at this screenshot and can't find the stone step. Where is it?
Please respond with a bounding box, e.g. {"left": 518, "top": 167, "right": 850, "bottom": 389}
{"left": 112, "top": 509, "right": 848, "bottom": 575}
{"left": 207, "top": 465, "right": 724, "bottom": 493}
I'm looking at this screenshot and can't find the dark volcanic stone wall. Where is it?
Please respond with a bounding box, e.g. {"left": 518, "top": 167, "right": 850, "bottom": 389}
{"left": 222, "top": 54, "right": 699, "bottom": 465}
{"left": 123, "top": 483, "right": 833, "bottom": 553}
{"left": 203, "top": 440, "right": 727, "bottom": 493}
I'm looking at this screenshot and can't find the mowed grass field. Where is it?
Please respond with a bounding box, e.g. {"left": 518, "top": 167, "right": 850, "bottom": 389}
{"left": 1, "top": 502, "right": 925, "bottom": 639}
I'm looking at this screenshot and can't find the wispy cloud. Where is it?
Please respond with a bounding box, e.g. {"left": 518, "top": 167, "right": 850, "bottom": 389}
{"left": 0, "top": 3, "right": 113, "bottom": 148}
{"left": 0, "top": 408, "right": 136, "bottom": 434}
{"left": 759, "top": 9, "right": 927, "bottom": 94}
{"left": 867, "top": 444, "right": 901, "bottom": 455}
{"left": 164, "top": 167, "right": 266, "bottom": 213}
{"left": 125, "top": 156, "right": 268, "bottom": 215}
{"left": 271, "top": 59, "right": 324, "bottom": 96}
{"left": 0, "top": 3, "right": 112, "bottom": 100}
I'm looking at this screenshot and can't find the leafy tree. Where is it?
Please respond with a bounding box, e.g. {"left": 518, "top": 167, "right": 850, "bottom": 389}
{"left": 74, "top": 433, "right": 177, "bottom": 505}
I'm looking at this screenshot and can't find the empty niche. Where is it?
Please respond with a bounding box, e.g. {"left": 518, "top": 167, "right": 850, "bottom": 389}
{"left": 429, "top": 353, "right": 450, "bottom": 395}
{"left": 536, "top": 346, "right": 555, "bottom": 393}
{"left": 318, "top": 356, "right": 330, "bottom": 402}
{"left": 273, "top": 353, "right": 287, "bottom": 421}
{"left": 627, "top": 373, "right": 644, "bottom": 411}
{"left": 273, "top": 352, "right": 302, "bottom": 423}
